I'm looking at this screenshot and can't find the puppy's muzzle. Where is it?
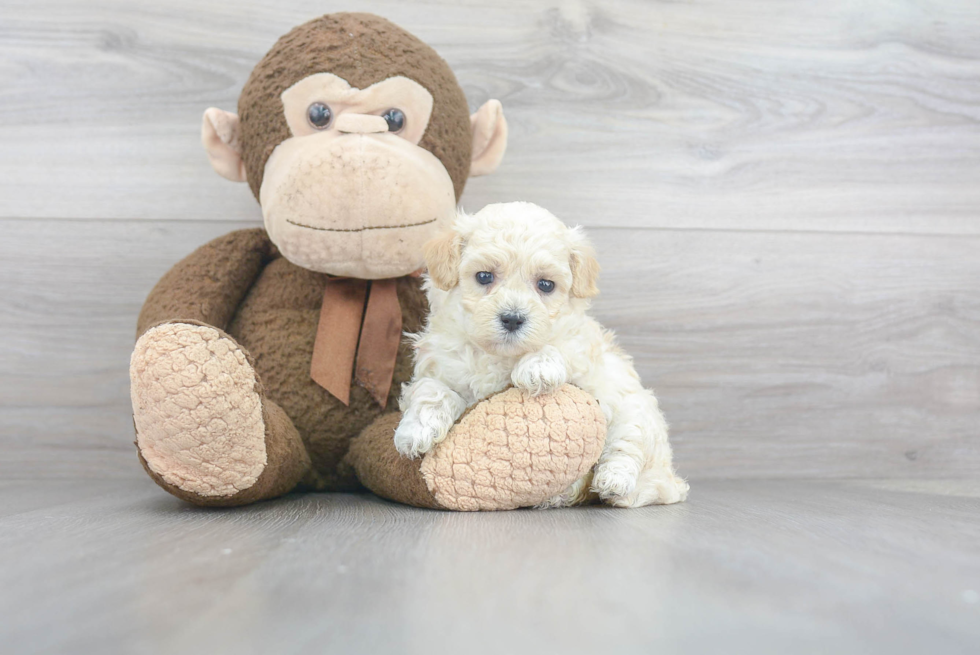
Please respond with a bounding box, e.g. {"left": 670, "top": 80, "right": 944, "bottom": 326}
{"left": 499, "top": 312, "right": 527, "bottom": 333}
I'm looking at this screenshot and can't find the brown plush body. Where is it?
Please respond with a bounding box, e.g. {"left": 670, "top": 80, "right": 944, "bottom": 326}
{"left": 134, "top": 228, "right": 423, "bottom": 504}
{"left": 129, "top": 13, "right": 606, "bottom": 510}
{"left": 136, "top": 228, "right": 425, "bottom": 493}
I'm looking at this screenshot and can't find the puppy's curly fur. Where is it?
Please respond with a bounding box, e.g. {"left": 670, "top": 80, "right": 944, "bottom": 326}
{"left": 394, "top": 202, "right": 689, "bottom": 507}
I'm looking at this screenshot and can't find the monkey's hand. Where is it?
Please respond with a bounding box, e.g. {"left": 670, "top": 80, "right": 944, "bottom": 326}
{"left": 512, "top": 345, "right": 568, "bottom": 396}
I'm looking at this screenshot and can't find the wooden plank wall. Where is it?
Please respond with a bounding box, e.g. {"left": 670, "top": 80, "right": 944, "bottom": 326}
{"left": 1, "top": 0, "right": 978, "bottom": 481}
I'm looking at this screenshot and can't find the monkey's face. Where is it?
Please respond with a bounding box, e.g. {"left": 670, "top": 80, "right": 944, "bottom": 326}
{"left": 201, "top": 13, "right": 508, "bottom": 280}
{"left": 259, "top": 74, "right": 455, "bottom": 279}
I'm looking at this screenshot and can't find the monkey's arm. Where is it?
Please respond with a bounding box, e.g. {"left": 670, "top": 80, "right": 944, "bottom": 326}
{"left": 136, "top": 228, "right": 276, "bottom": 337}
{"left": 132, "top": 228, "right": 313, "bottom": 507}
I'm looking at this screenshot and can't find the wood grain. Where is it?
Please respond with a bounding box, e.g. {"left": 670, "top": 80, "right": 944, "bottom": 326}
{"left": 2, "top": 0, "right": 980, "bottom": 233}
{"left": 1, "top": 479, "right": 978, "bottom": 653}
{"left": 2, "top": 4, "right": 979, "bottom": 649}
{"left": 1, "top": 218, "right": 976, "bottom": 480}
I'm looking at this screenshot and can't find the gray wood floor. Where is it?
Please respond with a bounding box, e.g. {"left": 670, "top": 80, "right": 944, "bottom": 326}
{"left": 1, "top": 0, "right": 979, "bottom": 652}
{"left": 2, "top": 478, "right": 979, "bottom": 654}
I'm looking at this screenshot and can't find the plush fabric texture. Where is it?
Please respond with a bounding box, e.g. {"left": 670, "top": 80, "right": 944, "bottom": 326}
{"left": 133, "top": 229, "right": 427, "bottom": 502}
{"left": 130, "top": 14, "right": 608, "bottom": 511}
{"left": 137, "top": 395, "right": 313, "bottom": 508}
{"left": 131, "top": 228, "right": 607, "bottom": 510}
{"left": 257, "top": 124, "right": 459, "bottom": 278}
{"left": 238, "top": 12, "right": 472, "bottom": 201}
{"left": 226, "top": 243, "right": 426, "bottom": 492}
{"left": 133, "top": 324, "right": 313, "bottom": 507}
{"left": 419, "top": 385, "right": 606, "bottom": 511}
{"left": 345, "top": 386, "right": 606, "bottom": 511}
{"left": 345, "top": 412, "right": 444, "bottom": 510}
{"left": 132, "top": 323, "right": 268, "bottom": 497}
{"left": 137, "top": 229, "right": 275, "bottom": 338}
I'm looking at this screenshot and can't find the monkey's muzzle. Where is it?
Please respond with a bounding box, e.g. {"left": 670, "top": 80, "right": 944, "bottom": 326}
{"left": 260, "top": 131, "right": 457, "bottom": 279}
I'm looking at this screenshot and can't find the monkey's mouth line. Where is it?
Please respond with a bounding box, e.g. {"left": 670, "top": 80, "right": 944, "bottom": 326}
{"left": 285, "top": 218, "right": 438, "bottom": 233}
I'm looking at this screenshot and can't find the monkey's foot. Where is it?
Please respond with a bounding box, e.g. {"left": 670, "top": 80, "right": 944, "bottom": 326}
{"left": 131, "top": 323, "right": 269, "bottom": 500}
{"left": 349, "top": 385, "right": 607, "bottom": 511}
{"left": 420, "top": 385, "right": 606, "bottom": 511}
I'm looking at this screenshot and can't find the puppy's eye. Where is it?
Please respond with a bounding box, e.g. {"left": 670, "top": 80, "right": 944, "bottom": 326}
{"left": 476, "top": 271, "right": 494, "bottom": 285}
{"left": 537, "top": 279, "right": 555, "bottom": 293}
{"left": 307, "top": 102, "right": 333, "bottom": 129}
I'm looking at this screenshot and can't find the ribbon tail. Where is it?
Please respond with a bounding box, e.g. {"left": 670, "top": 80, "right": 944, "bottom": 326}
{"left": 354, "top": 279, "right": 403, "bottom": 409}
{"left": 310, "top": 278, "right": 369, "bottom": 406}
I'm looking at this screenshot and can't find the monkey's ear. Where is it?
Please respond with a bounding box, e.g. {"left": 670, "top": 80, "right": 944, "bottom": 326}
{"left": 469, "top": 100, "right": 508, "bottom": 177}
{"left": 423, "top": 230, "right": 463, "bottom": 291}
{"left": 569, "top": 228, "right": 601, "bottom": 299}
{"left": 201, "top": 108, "right": 247, "bottom": 183}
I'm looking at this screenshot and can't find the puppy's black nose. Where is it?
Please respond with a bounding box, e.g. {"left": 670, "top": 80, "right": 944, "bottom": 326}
{"left": 499, "top": 312, "right": 526, "bottom": 333}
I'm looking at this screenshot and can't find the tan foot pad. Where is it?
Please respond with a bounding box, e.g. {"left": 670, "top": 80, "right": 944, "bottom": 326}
{"left": 420, "top": 385, "right": 606, "bottom": 511}
{"left": 131, "top": 323, "right": 267, "bottom": 498}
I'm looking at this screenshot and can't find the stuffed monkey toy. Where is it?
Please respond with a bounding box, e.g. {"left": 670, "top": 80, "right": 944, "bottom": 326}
{"left": 130, "top": 13, "right": 606, "bottom": 511}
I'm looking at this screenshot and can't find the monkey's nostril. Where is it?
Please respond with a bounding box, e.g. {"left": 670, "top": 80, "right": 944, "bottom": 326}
{"left": 499, "top": 312, "right": 526, "bottom": 333}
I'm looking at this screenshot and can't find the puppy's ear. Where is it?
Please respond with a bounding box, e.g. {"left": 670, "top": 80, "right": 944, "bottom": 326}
{"left": 569, "top": 228, "right": 600, "bottom": 298}
{"left": 424, "top": 230, "right": 463, "bottom": 290}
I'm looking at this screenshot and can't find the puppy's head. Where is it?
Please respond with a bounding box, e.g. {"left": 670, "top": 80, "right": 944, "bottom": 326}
{"left": 424, "top": 202, "right": 600, "bottom": 356}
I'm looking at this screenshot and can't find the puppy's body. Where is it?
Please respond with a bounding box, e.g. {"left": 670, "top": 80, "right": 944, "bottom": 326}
{"left": 394, "top": 202, "right": 689, "bottom": 507}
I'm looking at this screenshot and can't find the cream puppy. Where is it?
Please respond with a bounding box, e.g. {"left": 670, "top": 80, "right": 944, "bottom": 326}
{"left": 393, "top": 202, "right": 689, "bottom": 507}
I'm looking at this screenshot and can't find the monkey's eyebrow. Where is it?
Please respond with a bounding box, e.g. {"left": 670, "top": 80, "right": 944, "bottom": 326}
{"left": 285, "top": 218, "right": 437, "bottom": 232}
{"left": 281, "top": 72, "right": 353, "bottom": 99}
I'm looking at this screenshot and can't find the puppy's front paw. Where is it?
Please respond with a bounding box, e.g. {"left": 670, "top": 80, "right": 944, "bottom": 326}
{"left": 393, "top": 413, "right": 439, "bottom": 459}
{"left": 512, "top": 346, "right": 568, "bottom": 396}
{"left": 592, "top": 458, "right": 640, "bottom": 501}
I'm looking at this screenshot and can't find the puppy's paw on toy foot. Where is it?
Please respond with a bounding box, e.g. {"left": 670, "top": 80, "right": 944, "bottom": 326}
{"left": 393, "top": 413, "right": 440, "bottom": 458}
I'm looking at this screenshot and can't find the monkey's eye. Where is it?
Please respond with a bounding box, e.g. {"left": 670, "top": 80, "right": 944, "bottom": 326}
{"left": 476, "top": 271, "right": 494, "bottom": 285}
{"left": 537, "top": 280, "right": 556, "bottom": 294}
{"left": 382, "top": 108, "right": 406, "bottom": 133}
{"left": 307, "top": 102, "right": 333, "bottom": 129}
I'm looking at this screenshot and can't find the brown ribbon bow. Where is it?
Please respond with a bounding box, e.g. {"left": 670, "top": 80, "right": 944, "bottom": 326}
{"left": 310, "top": 277, "right": 402, "bottom": 409}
